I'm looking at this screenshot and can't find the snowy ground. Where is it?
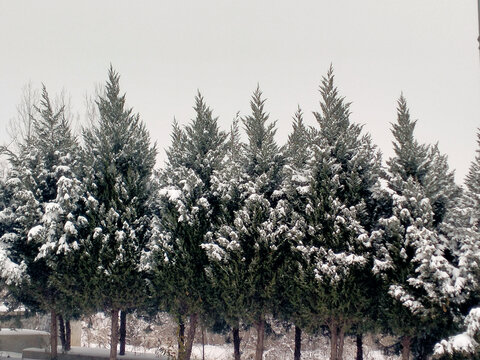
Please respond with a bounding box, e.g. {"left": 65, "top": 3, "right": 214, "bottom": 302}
{"left": 0, "top": 351, "right": 21, "bottom": 359}
{"left": 188, "top": 338, "right": 400, "bottom": 360}
{"left": 82, "top": 313, "right": 401, "bottom": 360}
{"left": 0, "top": 328, "right": 48, "bottom": 336}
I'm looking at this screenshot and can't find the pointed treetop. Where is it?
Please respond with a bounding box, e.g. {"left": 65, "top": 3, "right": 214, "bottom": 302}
{"left": 227, "top": 112, "right": 242, "bottom": 164}
{"left": 388, "top": 94, "right": 429, "bottom": 183}
{"left": 250, "top": 84, "right": 268, "bottom": 124}
{"left": 314, "top": 66, "right": 352, "bottom": 142}
{"left": 392, "top": 94, "right": 417, "bottom": 153}
{"left": 165, "top": 118, "right": 187, "bottom": 168}
{"left": 31, "top": 85, "right": 77, "bottom": 163}
{"left": 286, "top": 105, "right": 310, "bottom": 170}
{"left": 192, "top": 91, "right": 214, "bottom": 123}
{"left": 96, "top": 66, "right": 128, "bottom": 124}
{"left": 242, "top": 85, "right": 280, "bottom": 177}
{"left": 166, "top": 93, "right": 227, "bottom": 185}
{"left": 106, "top": 66, "right": 121, "bottom": 98}
{"left": 34, "top": 85, "right": 64, "bottom": 127}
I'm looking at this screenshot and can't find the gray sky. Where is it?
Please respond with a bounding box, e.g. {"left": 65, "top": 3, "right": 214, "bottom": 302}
{"left": 1, "top": 1, "right": 479, "bottom": 182}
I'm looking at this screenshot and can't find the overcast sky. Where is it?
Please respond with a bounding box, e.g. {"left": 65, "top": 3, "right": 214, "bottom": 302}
{"left": 1, "top": 1, "right": 479, "bottom": 182}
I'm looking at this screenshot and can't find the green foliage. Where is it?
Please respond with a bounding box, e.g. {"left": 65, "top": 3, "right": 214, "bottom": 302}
{"left": 0, "top": 84, "right": 88, "bottom": 322}
{"left": 373, "top": 95, "right": 459, "bottom": 358}
{"left": 147, "top": 92, "right": 227, "bottom": 326}
{"left": 0, "top": 67, "right": 472, "bottom": 360}
{"left": 82, "top": 67, "right": 157, "bottom": 312}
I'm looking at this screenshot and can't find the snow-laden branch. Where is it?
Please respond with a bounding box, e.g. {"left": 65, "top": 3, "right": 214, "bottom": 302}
{"left": 433, "top": 307, "right": 480, "bottom": 357}
{"left": 0, "top": 247, "right": 26, "bottom": 285}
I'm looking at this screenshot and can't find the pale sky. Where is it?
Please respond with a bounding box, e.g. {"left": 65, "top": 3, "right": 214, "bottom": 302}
{"left": 1, "top": 1, "right": 479, "bottom": 183}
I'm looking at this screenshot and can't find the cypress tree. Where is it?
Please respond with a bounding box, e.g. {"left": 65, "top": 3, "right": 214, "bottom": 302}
{"left": 433, "top": 130, "right": 480, "bottom": 358}
{"left": 373, "top": 96, "right": 459, "bottom": 359}
{"left": 290, "top": 67, "right": 383, "bottom": 360}
{"left": 203, "top": 86, "right": 285, "bottom": 360}
{"left": 202, "top": 116, "right": 246, "bottom": 360}
{"left": 271, "top": 106, "right": 313, "bottom": 360}
{"left": 83, "top": 67, "right": 156, "bottom": 360}
{"left": 146, "top": 93, "right": 227, "bottom": 360}
{"left": 0, "top": 85, "right": 85, "bottom": 359}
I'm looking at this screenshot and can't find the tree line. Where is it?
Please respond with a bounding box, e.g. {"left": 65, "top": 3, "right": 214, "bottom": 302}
{"left": 0, "top": 66, "right": 479, "bottom": 360}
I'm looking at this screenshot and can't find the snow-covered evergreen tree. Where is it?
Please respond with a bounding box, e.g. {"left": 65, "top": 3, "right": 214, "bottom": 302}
{"left": 198, "top": 115, "right": 247, "bottom": 360}
{"left": 433, "top": 130, "right": 480, "bottom": 359}
{"left": 287, "top": 68, "right": 383, "bottom": 360}
{"left": 372, "top": 95, "right": 460, "bottom": 360}
{"left": 202, "top": 86, "right": 285, "bottom": 360}
{"left": 270, "top": 106, "right": 313, "bottom": 360}
{"left": 0, "top": 85, "right": 86, "bottom": 358}
{"left": 83, "top": 68, "right": 157, "bottom": 360}
{"left": 0, "top": 170, "right": 27, "bottom": 288}
{"left": 146, "top": 93, "right": 227, "bottom": 360}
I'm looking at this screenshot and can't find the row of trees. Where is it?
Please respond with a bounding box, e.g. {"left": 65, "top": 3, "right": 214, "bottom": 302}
{"left": 0, "top": 66, "right": 478, "bottom": 360}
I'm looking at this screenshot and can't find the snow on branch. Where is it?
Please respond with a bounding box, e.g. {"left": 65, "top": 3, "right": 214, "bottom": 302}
{"left": 433, "top": 307, "right": 480, "bottom": 358}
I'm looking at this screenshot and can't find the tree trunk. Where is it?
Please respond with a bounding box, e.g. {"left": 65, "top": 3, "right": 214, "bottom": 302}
{"left": 178, "top": 316, "right": 186, "bottom": 358}
{"left": 110, "top": 309, "right": 119, "bottom": 360}
{"left": 233, "top": 327, "right": 241, "bottom": 360}
{"left": 401, "top": 336, "right": 412, "bottom": 360}
{"left": 329, "top": 322, "right": 337, "bottom": 360}
{"left": 254, "top": 316, "right": 265, "bottom": 360}
{"left": 184, "top": 313, "right": 198, "bottom": 360}
{"left": 58, "top": 315, "right": 66, "bottom": 351}
{"left": 337, "top": 327, "right": 345, "bottom": 360}
{"left": 201, "top": 326, "right": 205, "bottom": 360}
{"left": 65, "top": 320, "right": 71, "bottom": 351}
{"left": 119, "top": 310, "right": 127, "bottom": 356}
{"left": 356, "top": 334, "right": 363, "bottom": 360}
{"left": 50, "top": 309, "right": 58, "bottom": 360}
{"left": 294, "top": 326, "right": 302, "bottom": 360}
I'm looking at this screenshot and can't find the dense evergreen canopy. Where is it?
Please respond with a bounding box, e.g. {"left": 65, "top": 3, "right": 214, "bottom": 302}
{"left": 0, "top": 67, "right": 478, "bottom": 360}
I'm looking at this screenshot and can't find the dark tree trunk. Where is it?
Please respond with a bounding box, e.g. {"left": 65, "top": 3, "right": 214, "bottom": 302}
{"left": 58, "top": 315, "right": 66, "bottom": 351}
{"left": 178, "top": 317, "right": 186, "bottom": 355}
{"left": 184, "top": 313, "right": 198, "bottom": 360}
{"left": 254, "top": 316, "right": 265, "bottom": 360}
{"left": 329, "top": 322, "right": 337, "bottom": 360}
{"left": 201, "top": 326, "right": 205, "bottom": 360}
{"left": 356, "top": 334, "right": 363, "bottom": 360}
{"left": 110, "top": 309, "right": 119, "bottom": 360}
{"left": 50, "top": 310, "right": 58, "bottom": 360}
{"left": 401, "top": 335, "right": 412, "bottom": 360}
{"left": 65, "top": 320, "right": 71, "bottom": 351}
{"left": 119, "top": 310, "right": 127, "bottom": 356}
{"left": 294, "top": 326, "right": 302, "bottom": 360}
{"left": 337, "top": 327, "right": 345, "bottom": 360}
{"left": 233, "top": 327, "right": 241, "bottom": 360}
{"left": 178, "top": 317, "right": 186, "bottom": 359}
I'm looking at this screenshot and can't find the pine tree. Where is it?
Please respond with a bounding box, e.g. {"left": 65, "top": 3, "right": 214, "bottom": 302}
{"left": 372, "top": 96, "right": 459, "bottom": 359}
{"left": 0, "top": 85, "right": 86, "bottom": 359}
{"left": 203, "top": 86, "right": 284, "bottom": 360}
{"left": 271, "top": 106, "right": 313, "bottom": 360}
{"left": 146, "top": 93, "right": 226, "bottom": 360}
{"left": 83, "top": 67, "right": 156, "bottom": 360}
{"left": 288, "top": 67, "right": 383, "bottom": 360}
{"left": 200, "top": 115, "right": 247, "bottom": 360}
{"left": 433, "top": 130, "right": 480, "bottom": 358}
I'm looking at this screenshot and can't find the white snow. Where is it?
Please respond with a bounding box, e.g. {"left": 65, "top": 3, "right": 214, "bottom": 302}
{"left": 0, "top": 248, "right": 26, "bottom": 285}
{"left": 0, "top": 329, "right": 48, "bottom": 336}
{"left": 27, "top": 225, "right": 44, "bottom": 241}
{"left": 191, "top": 344, "right": 231, "bottom": 360}
{"left": 159, "top": 187, "right": 182, "bottom": 201}
{"left": 64, "top": 221, "right": 77, "bottom": 235}
{"left": 434, "top": 306, "right": 480, "bottom": 357}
